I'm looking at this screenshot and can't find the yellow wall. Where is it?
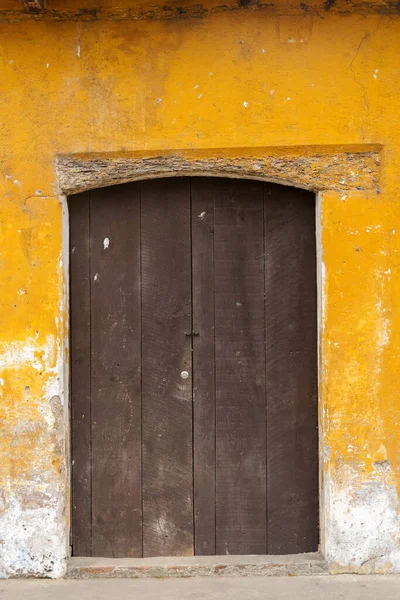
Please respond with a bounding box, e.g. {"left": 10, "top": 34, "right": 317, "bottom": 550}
{"left": 1, "top": 4, "right": 400, "bottom": 576}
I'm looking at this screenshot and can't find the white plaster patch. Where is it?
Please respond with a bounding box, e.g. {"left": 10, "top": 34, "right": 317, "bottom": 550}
{"left": 37, "top": 400, "right": 56, "bottom": 429}
{"left": 365, "top": 225, "right": 382, "bottom": 233}
{"left": 0, "top": 336, "right": 56, "bottom": 374}
{"left": 375, "top": 299, "right": 390, "bottom": 350}
{"left": 0, "top": 336, "right": 62, "bottom": 429}
{"left": 326, "top": 473, "right": 400, "bottom": 572}
{"left": 0, "top": 493, "right": 66, "bottom": 578}
{"left": 103, "top": 237, "right": 110, "bottom": 250}
{"left": 0, "top": 333, "right": 66, "bottom": 578}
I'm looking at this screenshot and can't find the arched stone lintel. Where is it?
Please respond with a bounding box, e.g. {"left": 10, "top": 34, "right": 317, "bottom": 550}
{"left": 55, "top": 147, "right": 380, "bottom": 196}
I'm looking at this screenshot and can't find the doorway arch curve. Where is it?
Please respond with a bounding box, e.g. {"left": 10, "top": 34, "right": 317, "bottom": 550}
{"left": 56, "top": 145, "right": 379, "bottom": 197}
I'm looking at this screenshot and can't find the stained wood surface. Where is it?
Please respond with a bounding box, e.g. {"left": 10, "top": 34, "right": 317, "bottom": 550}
{"left": 192, "top": 180, "right": 216, "bottom": 555}
{"left": 264, "top": 184, "right": 318, "bottom": 554}
{"left": 141, "top": 179, "right": 194, "bottom": 557}
{"left": 213, "top": 180, "right": 267, "bottom": 554}
{"left": 70, "top": 192, "right": 91, "bottom": 557}
{"left": 70, "top": 177, "right": 318, "bottom": 559}
{"left": 90, "top": 184, "right": 142, "bottom": 558}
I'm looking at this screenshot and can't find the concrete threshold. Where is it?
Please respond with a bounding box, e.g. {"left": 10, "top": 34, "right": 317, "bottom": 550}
{"left": 67, "top": 552, "right": 328, "bottom": 579}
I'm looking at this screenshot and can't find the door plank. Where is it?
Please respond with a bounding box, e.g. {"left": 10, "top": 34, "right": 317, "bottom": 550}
{"left": 90, "top": 184, "right": 142, "bottom": 557}
{"left": 70, "top": 192, "right": 92, "bottom": 556}
{"left": 191, "top": 179, "right": 216, "bottom": 555}
{"left": 214, "top": 179, "right": 267, "bottom": 555}
{"left": 264, "top": 184, "right": 318, "bottom": 554}
{"left": 141, "top": 178, "right": 194, "bottom": 557}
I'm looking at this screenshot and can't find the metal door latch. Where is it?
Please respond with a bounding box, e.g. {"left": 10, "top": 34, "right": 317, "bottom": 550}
{"left": 184, "top": 331, "right": 200, "bottom": 337}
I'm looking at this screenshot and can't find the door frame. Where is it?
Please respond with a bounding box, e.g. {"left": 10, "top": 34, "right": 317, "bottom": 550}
{"left": 56, "top": 145, "right": 381, "bottom": 564}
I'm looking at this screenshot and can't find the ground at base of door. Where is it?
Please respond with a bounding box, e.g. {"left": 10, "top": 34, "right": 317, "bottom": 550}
{"left": 2, "top": 575, "right": 400, "bottom": 600}
{"left": 67, "top": 553, "right": 327, "bottom": 579}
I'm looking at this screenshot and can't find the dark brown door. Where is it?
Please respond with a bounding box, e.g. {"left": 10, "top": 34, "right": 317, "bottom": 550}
{"left": 70, "top": 177, "right": 318, "bottom": 558}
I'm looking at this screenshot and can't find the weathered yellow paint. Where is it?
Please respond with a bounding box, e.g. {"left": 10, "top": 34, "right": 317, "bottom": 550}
{"left": 1, "top": 2, "right": 400, "bottom": 576}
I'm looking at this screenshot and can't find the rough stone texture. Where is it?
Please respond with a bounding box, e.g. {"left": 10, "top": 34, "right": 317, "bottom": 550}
{"left": 2, "top": 1, "right": 400, "bottom": 20}
{"left": 21, "top": 0, "right": 44, "bottom": 12}
{"left": 56, "top": 148, "right": 380, "bottom": 197}
{"left": 66, "top": 554, "right": 328, "bottom": 579}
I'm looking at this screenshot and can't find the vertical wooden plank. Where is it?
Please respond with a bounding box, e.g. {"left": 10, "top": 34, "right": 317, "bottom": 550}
{"left": 70, "top": 192, "right": 92, "bottom": 556}
{"left": 214, "top": 179, "right": 267, "bottom": 555}
{"left": 191, "top": 178, "right": 216, "bottom": 556}
{"left": 265, "top": 183, "right": 318, "bottom": 554}
{"left": 90, "top": 183, "right": 142, "bottom": 558}
{"left": 141, "top": 178, "right": 194, "bottom": 557}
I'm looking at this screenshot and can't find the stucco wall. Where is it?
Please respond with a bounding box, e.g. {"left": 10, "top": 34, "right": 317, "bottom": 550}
{"left": 1, "top": 2, "right": 400, "bottom": 577}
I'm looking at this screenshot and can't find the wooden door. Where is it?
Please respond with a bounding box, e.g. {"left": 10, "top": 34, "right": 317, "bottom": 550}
{"left": 70, "top": 177, "right": 318, "bottom": 558}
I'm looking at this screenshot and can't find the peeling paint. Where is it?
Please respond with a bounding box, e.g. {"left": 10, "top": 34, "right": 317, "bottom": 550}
{"left": 0, "top": 334, "right": 66, "bottom": 578}
{"left": 0, "top": 493, "right": 66, "bottom": 578}
{"left": 0, "top": 6, "right": 399, "bottom": 578}
{"left": 327, "top": 470, "right": 400, "bottom": 573}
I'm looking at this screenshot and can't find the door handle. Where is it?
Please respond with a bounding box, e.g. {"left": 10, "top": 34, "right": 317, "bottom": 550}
{"left": 184, "top": 331, "right": 199, "bottom": 337}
